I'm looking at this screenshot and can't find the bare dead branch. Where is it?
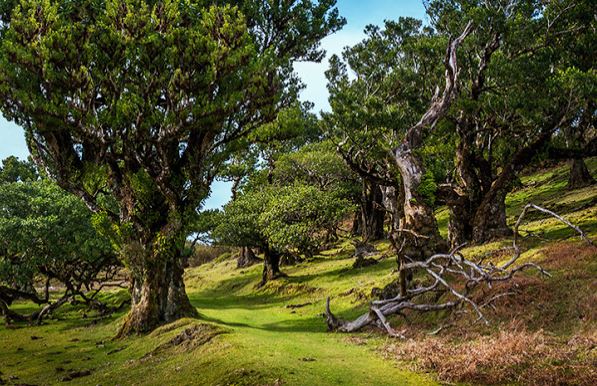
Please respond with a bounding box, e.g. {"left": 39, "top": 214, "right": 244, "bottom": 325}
{"left": 324, "top": 202, "right": 593, "bottom": 336}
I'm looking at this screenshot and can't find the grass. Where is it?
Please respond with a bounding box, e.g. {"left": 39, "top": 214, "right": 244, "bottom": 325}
{"left": 0, "top": 240, "right": 432, "bottom": 385}
{"left": 1, "top": 159, "right": 596, "bottom": 385}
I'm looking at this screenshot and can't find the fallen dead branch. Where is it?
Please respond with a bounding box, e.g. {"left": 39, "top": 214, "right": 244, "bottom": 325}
{"left": 324, "top": 203, "right": 595, "bottom": 335}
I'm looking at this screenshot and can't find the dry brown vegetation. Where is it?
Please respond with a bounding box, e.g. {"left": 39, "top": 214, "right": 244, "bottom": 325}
{"left": 380, "top": 242, "right": 597, "bottom": 385}
{"left": 384, "top": 327, "right": 596, "bottom": 385}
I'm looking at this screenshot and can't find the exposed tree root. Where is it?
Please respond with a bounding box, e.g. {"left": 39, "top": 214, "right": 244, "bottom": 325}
{"left": 324, "top": 203, "right": 595, "bottom": 335}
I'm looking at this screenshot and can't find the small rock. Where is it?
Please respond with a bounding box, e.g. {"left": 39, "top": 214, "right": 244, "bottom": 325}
{"left": 299, "top": 357, "right": 316, "bottom": 362}
{"left": 30, "top": 336, "right": 42, "bottom": 340}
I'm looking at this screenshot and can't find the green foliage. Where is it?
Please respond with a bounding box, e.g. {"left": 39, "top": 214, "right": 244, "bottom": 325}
{"left": 0, "top": 156, "right": 37, "bottom": 183}
{"left": 416, "top": 170, "right": 437, "bottom": 207}
{"left": 273, "top": 140, "right": 359, "bottom": 199}
{"left": 212, "top": 188, "right": 265, "bottom": 250}
{"left": 260, "top": 184, "right": 353, "bottom": 256}
{"left": 0, "top": 0, "right": 344, "bottom": 266}
{"left": 214, "top": 183, "right": 353, "bottom": 257}
{"left": 0, "top": 171, "right": 116, "bottom": 297}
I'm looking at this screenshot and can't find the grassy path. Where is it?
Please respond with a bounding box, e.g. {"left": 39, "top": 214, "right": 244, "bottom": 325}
{"left": 0, "top": 253, "right": 435, "bottom": 385}
{"left": 189, "top": 291, "right": 435, "bottom": 385}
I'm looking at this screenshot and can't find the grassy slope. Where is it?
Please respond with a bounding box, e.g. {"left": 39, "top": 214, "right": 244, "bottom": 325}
{"left": 0, "top": 159, "right": 595, "bottom": 386}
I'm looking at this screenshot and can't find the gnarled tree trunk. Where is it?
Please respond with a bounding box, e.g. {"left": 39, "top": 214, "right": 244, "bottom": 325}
{"left": 390, "top": 22, "right": 473, "bottom": 259}
{"left": 568, "top": 158, "right": 595, "bottom": 189}
{"left": 259, "top": 247, "right": 285, "bottom": 287}
{"left": 237, "top": 246, "right": 259, "bottom": 268}
{"left": 118, "top": 233, "right": 197, "bottom": 337}
{"left": 471, "top": 186, "right": 512, "bottom": 243}
{"left": 359, "top": 179, "right": 386, "bottom": 242}
{"left": 393, "top": 148, "right": 447, "bottom": 259}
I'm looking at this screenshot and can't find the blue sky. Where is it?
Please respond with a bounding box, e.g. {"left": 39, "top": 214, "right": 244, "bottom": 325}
{"left": 0, "top": 0, "right": 427, "bottom": 209}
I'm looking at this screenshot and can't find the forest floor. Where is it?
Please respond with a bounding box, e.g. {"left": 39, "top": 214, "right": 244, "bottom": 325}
{"left": 1, "top": 159, "right": 596, "bottom": 386}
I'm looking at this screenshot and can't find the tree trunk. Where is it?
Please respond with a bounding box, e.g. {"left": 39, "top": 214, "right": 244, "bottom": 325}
{"left": 259, "top": 247, "right": 285, "bottom": 287}
{"left": 471, "top": 188, "right": 512, "bottom": 243}
{"left": 447, "top": 196, "right": 473, "bottom": 248}
{"left": 351, "top": 209, "right": 362, "bottom": 236}
{"left": 381, "top": 185, "right": 403, "bottom": 233}
{"left": 568, "top": 158, "right": 595, "bottom": 190}
{"left": 393, "top": 148, "right": 447, "bottom": 259}
{"left": 358, "top": 179, "right": 386, "bottom": 242}
{"left": 237, "top": 246, "right": 259, "bottom": 269}
{"left": 449, "top": 126, "right": 494, "bottom": 247}
{"left": 118, "top": 237, "right": 197, "bottom": 337}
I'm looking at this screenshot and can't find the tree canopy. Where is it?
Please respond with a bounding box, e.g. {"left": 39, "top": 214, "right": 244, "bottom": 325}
{"left": 0, "top": 158, "right": 117, "bottom": 323}
{"left": 0, "top": 0, "right": 344, "bottom": 334}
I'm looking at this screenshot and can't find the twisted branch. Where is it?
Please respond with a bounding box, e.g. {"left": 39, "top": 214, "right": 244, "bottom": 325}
{"left": 324, "top": 204, "right": 593, "bottom": 335}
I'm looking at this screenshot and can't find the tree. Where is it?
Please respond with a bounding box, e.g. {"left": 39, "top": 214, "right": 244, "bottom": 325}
{"left": 216, "top": 102, "right": 322, "bottom": 267}
{"left": 0, "top": 158, "right": 117, "bottom": 324}
{"left": 214, "top": 182, "right": 352, "bottom": 286}
{"left": 0, "top": 155, "right": 37, "bottom": 183}
{"left": 274, "top": 140, "right": 359, "bottom": 241}
{"left": 212, "top": 184, "right": 284, "bottom": 286}
{"left": 425, "top": 0, "right": 596, "bottom": 245}
{"left": 0, "top": 0, "right": 344, "bottom": 335}
{"left": 325, "top": 17, "right": 472, "bottom": 259}
{"left": 261, "top": 184, "right": 353, "bottom": 258}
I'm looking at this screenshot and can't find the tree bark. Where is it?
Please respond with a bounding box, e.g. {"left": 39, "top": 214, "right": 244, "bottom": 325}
{"left": 394, "top": 149, "right": 447, "bottom": 259}
{"left": 237, "top": 246, "right": 259, "bottom": 269}
{"left": 117, "top": 235, "right": 197, "bottom": 337}
{"left": 449, "top": 126, "right": 493, "bottom": 247}
{"left": 471, "top": 187, "right": 512, "bottom": 243}
{"left": 447, "top": 194, "right": 473, "bottom": 248}
{"left": 359, "top": 179, "right": 385, "bottom": 242}
{"left": 568, "top": 158, "right": 595, "bottom": 189}
{"left": 381, "top": 185, "right": 403, "bottom": 233}
{"left": 259, "top": 247, "right": 285, "bottom": 287}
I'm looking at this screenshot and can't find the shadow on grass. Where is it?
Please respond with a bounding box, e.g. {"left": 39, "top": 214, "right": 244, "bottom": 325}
{"left": 198, "top": 309, "right": 331, "bottom": 334}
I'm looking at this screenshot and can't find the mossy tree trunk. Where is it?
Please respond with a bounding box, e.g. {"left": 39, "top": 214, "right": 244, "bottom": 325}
{"left": 471, "top": 187, "right": 512, "bottom": 243}
{"left": 259, "top": 246, "right": 284, "bottom": 287}
{"left": 359, "top": 179, "right": 386, "bottom": 242}
{"left": 568, "top": 158, "right": 595, "bottom": 189}
{"left": 237, "top": 246, "right": 259, "bottom": 269}
{"left": 118, "top": 226, "right": 197, "bottom": 337}
{"left": 393, "top": 148, "right": 447, "bottom": 259}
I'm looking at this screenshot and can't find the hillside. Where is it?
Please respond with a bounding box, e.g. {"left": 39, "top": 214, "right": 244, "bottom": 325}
{"left": 0, "top": 160, "right": 595, "bottom": 385}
